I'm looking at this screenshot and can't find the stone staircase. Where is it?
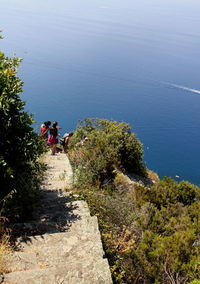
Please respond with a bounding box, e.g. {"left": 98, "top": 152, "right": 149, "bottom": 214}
{"left": 3, "top": 152, "right": 112, "bottom": 284}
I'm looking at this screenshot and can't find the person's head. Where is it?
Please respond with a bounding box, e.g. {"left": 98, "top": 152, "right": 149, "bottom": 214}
{"left": 44, "top": 121, "right": 51, "bottom": 127}
{"left": 52, "top": 121, "right": 58, "bottom": 128}
{"left": 84, "top": 136, "right": 89, "bottom": 142}
{"left": 69, "top": 132, "right": 74, "bottom": 137}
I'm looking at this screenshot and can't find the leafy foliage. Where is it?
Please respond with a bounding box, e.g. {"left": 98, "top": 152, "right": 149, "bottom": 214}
{"left": 72, "top": 176, "right": 200, "bottom": 283}
{"left": 69, "top": 119, "right": 200, "bottom": 282}
{"left": 0, "top": 48, "right": 45, "bottom": 219}
{"left": 129, "top": 178, "right": 200, "bottom": 283}
{"left": 68, "top": 118, "right": 147, "bottom": 188}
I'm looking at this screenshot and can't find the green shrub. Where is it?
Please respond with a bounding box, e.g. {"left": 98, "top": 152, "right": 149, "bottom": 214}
{"left": 69, "top": 118, "right": 200, "bottom": 283}
{"left": 0, "top": 45, "right": 45, "bottom": 220}
{"left": 69, "top": 118, "right": 147, "bottom": 188}
{"left": 134, "top": 177, "right": 200, "bottom": 209}
{"left": 129, "top": 179, "right": 200, "bottom": 283}
{"left": 73, "top": 177, "right": 200, "bottom": 283}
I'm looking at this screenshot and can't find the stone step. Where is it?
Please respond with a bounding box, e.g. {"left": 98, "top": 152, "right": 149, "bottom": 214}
{"left": 34, "top": 211, "right": 90, "bottom": 224}
{"left": 4, "top": 258, "right": 112, "bottom": 284}
{"left": 70, "top": 215, "right": 100, "bottom": 234}
{"left": 42, "top": 180, "right": 66, "bottom": 187}
{"left": 40, "top": 200, "right": 90, "bottom": 215}
{"left": 4, "top": 153, "right": 112, "bottom": 284}
{"left": 17, "top": 229, "right": 99, "bottom": 249}
{"left": 13, "top": 214, "right": 100, "bottom": 242}
{"left": 18, "top": 233, "right": 102, "bottom": 252}
{"left": 36, "top": 201, "right": 91, "bottom": 222}
{"left": 24, "top": 232, "right": 101, "bottom": 250}
{"left": 35, "top": 242, "right": 104, "bottom": 267}
{"left": 70, "top": 200, "right": 91, "bottom": 216}
{"left": 47, "top": 167, "right": 68, "bottom": 171}
{"left": 12, "top": 211, "right": 95, "bottom": 238}
{"left": 39, "top": 191, "right": 66, "bottom": 200}
{"left": 10, "top": 222, "right": 62, "bottom": 236}
{"left": 10, "top": 240, "right": 104, "bottom": 272}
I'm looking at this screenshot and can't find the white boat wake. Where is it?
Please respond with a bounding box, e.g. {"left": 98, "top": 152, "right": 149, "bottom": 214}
{"left": 165, "top": 82, "right": 200, "bottom": 95}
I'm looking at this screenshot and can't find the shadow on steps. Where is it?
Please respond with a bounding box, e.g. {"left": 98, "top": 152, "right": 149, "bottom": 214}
{"left": 9, "top": 190, "right": 80, "bottom": 244}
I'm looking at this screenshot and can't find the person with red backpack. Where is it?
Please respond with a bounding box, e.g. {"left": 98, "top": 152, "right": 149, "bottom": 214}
{"left": 40, "top": 121, "right": 51, "bottom": 142}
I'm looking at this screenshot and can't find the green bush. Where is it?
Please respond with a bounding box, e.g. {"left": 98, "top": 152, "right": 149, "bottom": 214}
{"left": 74, "top": 178, "right": 200, "bottom": 283}
{"left": 0, "top": 46, "right": 45, "bottom": 220}
{"left": 130, "top": 178, "right": 200, "bottom": 283}
{"left": 134, "top": 177, "right": 200, "bottom": 209}
{"left": 69, "top": 118, "right": 147, "bottom": 188}
{"left": 69, "top": 119, "right": 200, "bottom": 283}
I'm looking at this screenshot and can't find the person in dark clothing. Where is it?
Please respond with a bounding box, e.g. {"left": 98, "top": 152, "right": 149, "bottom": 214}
{"left": 62, "top": 132, "right": 74, "bottom": 153}
{"left": 48, "top": 121, "right": 60, "bottom": 155}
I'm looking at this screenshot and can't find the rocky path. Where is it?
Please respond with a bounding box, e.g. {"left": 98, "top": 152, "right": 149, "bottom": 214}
{"left": 3, "top": 152, "right": 112, "bottom": 284}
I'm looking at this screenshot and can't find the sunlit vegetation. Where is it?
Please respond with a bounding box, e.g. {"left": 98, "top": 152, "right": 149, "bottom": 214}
{"left": 0, "top": 47, "right": 45, "bottom": 220}
{"left": 68, "top": 118, "right": 200, "bottom": 284}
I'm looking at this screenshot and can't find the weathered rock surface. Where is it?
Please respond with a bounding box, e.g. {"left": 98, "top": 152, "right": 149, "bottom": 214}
{"left": 3, "top": 152, "right": 112, "bottom": 284}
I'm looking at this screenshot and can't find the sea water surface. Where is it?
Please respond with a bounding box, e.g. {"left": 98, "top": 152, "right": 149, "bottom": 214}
{"left": 1, "top": 0, "right": 200, "bottom": 184}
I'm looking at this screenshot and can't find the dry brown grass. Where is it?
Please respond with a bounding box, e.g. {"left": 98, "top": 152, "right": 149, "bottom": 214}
{"left": 0, "top": 218, "right": 12, "bottom": 274}
{"left": 0, "top": 234, "right": 11, "bottom": 274}
{"left": 114, "top": 172, "right": 131, "bottom": 191}
{"left": 147, "top": 169, "right": 160, "bottom": 183}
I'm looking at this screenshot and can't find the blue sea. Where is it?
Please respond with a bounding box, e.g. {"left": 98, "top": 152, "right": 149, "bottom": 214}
{"left": 1, "top": 0, "right": 200, "bottom": 185}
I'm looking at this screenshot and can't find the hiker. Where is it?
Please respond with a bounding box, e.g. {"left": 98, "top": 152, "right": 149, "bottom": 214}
{"left": 75, "top": 136, "right": 90, "bottom": 146}
{"left": 61, "top": 132, "right": 74, "bottom": 153}
{"left": 40, "top": 121, "right": 51, "bottom": 141}
{"left": 48, "top": 121, "right": 60, "bottom": 155}
{"left": 81, "top": 136, "right": 89, "bottom": 145}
